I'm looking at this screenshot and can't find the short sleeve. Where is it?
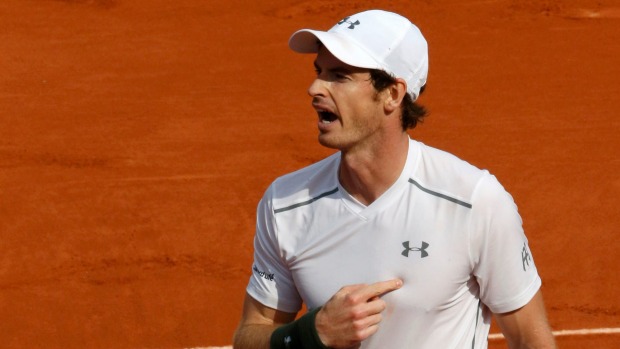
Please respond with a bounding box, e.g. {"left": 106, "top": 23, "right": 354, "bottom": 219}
{"left": 246, "top": 183, "right": 303, "bottom": 313}
{"left": 469, "top": 174, "right": 542, "bottom": 314}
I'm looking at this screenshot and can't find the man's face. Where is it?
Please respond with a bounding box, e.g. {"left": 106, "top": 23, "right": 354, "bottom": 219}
{"left": 309, "top": 46, "right": 387, "bottom": 152}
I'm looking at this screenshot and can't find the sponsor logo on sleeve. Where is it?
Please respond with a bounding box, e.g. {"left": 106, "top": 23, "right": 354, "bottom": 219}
{"left": 521, "top": 242, "right": 533, "bottom": 271}
{"left": 253, "top": 265, "right": 275, "bottom": 281}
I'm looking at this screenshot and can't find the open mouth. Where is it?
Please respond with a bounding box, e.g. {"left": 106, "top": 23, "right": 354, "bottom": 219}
{"left": 319, "top": 111, "right": 338, "bottom": 124}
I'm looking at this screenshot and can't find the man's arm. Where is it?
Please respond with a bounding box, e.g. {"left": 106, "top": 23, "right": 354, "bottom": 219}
{"left": 234, "top": 279, "right": 402, "bottom": 349}
{"left": 233, "top": 293, "right": 298, "bottom": 349}
{"left": 494, "top": 290, "right": 556, "bottom": 349}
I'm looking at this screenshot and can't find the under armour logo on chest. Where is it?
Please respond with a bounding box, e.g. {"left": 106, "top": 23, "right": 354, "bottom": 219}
{"left": 338, "top": 16, "right": 360, "bottom": 29}
{"left": 402, "top": 241, "right": 429, "bottom": 258}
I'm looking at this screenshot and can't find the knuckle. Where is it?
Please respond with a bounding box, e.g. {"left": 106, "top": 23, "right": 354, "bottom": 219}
{"left": 343, "top": 293, "right": 362, "bottom": 305}
{"left": 347, "top": 325, "right": 366, "bottom": 342}
{"left": 352, "top": 332, "right": 366, "bottom": 342}
{"left": 351, "top": 320, "right": 366, "bottom": 332}
{"left": 351, "top": 323, "right": 373, "bottom": 342}
{"left": 349, "top": 308, "right": 365, "bottom": 320}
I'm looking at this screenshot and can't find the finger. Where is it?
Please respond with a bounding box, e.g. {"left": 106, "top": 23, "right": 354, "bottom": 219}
{"left": 341, "top": 312, "right": 383, "bottom": 345}
{"left": 355, "top": 314, "right": 383, "bottom": 339}
{"left": 361, "top": 312, "right": 383, "bottom": 328}
{"left": 361, "top": 296, "right": 388, "bottom": 316}
{"left": 357, "top": 279, "right": 403, "bottom": 301}
{"left": 339, "top": 283, "right": 369, "bottom": 294}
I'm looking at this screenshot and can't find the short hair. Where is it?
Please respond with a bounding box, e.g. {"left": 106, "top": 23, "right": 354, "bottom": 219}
{"left": 369, "top": 69, "right": 427, "bottom": 130}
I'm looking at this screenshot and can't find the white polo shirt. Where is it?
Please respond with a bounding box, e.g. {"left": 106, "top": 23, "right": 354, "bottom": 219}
{"left": 247, "top": 138, "right": 541, "bottom": 348}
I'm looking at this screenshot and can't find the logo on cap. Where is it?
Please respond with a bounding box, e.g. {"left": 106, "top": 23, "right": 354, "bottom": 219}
{"left": 337, "top": 16, "right": 360, "bottom": 29}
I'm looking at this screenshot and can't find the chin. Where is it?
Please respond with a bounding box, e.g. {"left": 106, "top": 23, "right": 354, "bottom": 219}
{"left": 317, "top": 135, "right": 339, "bottom": 150}
{"left": 318, "top": 134, "right": 350, "bottom": 151}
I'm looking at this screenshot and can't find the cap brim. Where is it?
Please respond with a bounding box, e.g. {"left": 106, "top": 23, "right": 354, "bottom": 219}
{"left": 288, "top": 29, "right": 383, "bottom": 70}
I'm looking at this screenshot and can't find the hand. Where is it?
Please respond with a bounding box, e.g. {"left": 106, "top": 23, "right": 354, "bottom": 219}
{"left": 314, "top": 279, "right": 403, "bottom": 348}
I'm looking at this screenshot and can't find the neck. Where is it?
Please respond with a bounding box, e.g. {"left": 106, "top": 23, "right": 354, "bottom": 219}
{"left": 338, "top": 133, "right": 410, "bottom": 206}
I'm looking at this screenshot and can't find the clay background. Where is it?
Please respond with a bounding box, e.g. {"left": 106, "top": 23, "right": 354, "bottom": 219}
{"left": 1, "top": 0, "right": 618, "bottom": 348}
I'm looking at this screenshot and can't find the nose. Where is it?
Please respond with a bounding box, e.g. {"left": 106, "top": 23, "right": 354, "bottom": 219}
{"left": 307, "top": 77, "right": 327, "bottom": 98}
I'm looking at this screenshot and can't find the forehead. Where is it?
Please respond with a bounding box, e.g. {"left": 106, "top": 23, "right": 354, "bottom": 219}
{"left": 314, "top": 46, "right": 370, "bottom": 74}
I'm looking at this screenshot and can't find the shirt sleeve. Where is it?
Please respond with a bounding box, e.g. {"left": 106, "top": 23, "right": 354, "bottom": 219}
{"left": 469, "top": 173, "right": 542, "bottom": 314}
{"left": 246, "top": 183, "right": 303, "bottom": 313}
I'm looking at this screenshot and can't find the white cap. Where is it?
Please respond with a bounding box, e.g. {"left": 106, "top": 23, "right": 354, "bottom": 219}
{"left": 289, "top": 10, "right": 428, "bottom": 100}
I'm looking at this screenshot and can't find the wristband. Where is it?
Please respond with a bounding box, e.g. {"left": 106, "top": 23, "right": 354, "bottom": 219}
{"left": 270, "top": 306, "right": 329, "bottom": 349}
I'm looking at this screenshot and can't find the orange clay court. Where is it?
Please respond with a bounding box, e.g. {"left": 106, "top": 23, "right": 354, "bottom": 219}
{"left": 0, "top": 0, "right": 618, "bottom": 348}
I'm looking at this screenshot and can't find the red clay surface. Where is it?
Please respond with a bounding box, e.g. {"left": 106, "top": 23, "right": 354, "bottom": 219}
{"left": 1, "top": 0, "right": 618, "bottom": 348}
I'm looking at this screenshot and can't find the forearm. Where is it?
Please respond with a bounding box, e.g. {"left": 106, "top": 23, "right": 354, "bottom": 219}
{"left": 235, "top": 308, "right": 328, "bottom": 349}
{"left": 504, "top": 325, "right": 556, "bottom": 349}
{"left": 506, "top": 337, "right": 556, "bottom": 349}
{"left": 496, "top": 291, "right": 557, "bottom": 349}
{"left": 233, "top": 323, "right": 278, "bottom": 349}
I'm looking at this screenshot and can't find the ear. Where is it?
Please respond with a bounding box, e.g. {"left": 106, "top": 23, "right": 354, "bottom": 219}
{"left": 384, "top": 78, "right": 408, "bottom": 113}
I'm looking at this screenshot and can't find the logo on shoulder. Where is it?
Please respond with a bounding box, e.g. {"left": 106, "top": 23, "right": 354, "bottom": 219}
{"left": 521, "top": 242, "right": 533, "bottom": 271}
{"left": 402, "top": 241, "right": 429, "bottom": 258}
{"left": 253, "top": 265, "right": 275, "bottom": 281}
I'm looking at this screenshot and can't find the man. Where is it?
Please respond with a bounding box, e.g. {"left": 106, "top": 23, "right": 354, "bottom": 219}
{"left": 233, "top": 9, "right": 556, "bottom": 349}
